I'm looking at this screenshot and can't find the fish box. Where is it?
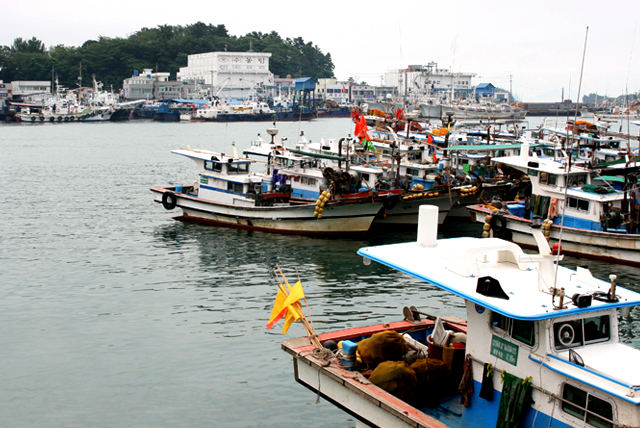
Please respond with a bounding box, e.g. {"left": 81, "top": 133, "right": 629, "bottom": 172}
{"left": 507, "top": 203, "right": 525, "bottom": 218}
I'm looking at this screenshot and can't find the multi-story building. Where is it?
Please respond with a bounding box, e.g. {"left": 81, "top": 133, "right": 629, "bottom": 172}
{"left": 384, "top": 62, "right": 476, "bottom": 100}
{"left": 9, "top": 80, "right": 51, "bottom": 101}
{"left": 316, "top": 78, "right": 350, "bottom": 104}
{"left": 122, "top": 69, "right": 170, "bottom": 100}
{"left": 177, "top": 51, "right": 274, "bottom": 99}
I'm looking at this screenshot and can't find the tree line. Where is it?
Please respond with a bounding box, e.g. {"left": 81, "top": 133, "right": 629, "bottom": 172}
{"left": 0, "top": 22, "right": 335, "bottom": 91}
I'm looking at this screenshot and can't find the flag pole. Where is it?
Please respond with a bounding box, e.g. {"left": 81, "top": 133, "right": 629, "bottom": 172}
{"left": 296, "top": 268, "right": 316, "bottom": 331}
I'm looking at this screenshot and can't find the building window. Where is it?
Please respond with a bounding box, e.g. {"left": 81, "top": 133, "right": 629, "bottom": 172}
{"left": 491, "top": 312, "right": 535, "bottom": 346}
{"left": 561, "top": 384, "right": 614, "bottom": 428}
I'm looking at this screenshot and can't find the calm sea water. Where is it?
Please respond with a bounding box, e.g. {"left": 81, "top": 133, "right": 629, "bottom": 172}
{"left": 1, "top": 117, "right": 639, "bottom": 428}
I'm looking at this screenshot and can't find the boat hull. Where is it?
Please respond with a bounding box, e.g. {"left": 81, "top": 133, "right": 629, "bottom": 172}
{"left": 151, "top": 187, "right": 383, "bottom": 235}
{"left": 283, "top": 320, "right": 574, "bottom": 428}
{"left": 467, "top": 204, "right": 640, "bottom": 266}
{"left": 374, "top": 195, "right": 457, "bottom": 226}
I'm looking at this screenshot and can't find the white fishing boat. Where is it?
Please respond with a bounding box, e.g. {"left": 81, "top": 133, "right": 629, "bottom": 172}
{"left": 151, "top": 148, "right": 390, "bottom": 235}
{"left": 466, "top": 138, "right": 640, "bottom": 266}
{"left": 282, "top": 205, "right": 640, "bottom": 428}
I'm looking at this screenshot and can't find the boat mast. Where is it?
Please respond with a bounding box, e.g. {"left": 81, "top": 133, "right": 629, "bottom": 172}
{"left": 553, "top": 26, "right": 589, "bottom": 290}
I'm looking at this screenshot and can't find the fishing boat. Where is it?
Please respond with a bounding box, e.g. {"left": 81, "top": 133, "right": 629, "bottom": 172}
{"left": 151, "top": 147, "right": 392, "bottom": 235}
{"left": 466, "top": 137, "right": 640, "bottom": 266}
{"left": 282, "top": 205, "right": 640, "bottom": 428}
{"left": 244, "top": 127, "right": 459, "bottom": 226}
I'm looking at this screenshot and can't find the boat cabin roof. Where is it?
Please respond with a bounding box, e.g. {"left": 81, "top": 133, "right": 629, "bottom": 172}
{"left": 171, "top": 148, "right": 255, "bottom": 165}
{"left": 447, "top": 142, "right": 542, "bottom": 152}
{"left": 543, "top": 128, "right": 626, "bottom": 145}
{"left": 358, "top": 237, "right": 640, "bottom": 321}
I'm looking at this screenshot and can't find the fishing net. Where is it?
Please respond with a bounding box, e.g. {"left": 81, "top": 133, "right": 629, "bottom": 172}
{"left": 369, "top": 360, "right": 417, "bottom": 401}
{"left": 357, "top": 330, "right": 409, "bottom": 367}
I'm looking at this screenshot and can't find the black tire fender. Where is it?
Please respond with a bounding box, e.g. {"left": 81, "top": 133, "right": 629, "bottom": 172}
{"left": 489, "top": 213, "right": 507, "bottom": 234}
{"left": 383, "top": 194, "right": 399, "bottom": 211}
{"left": 162, "top": 192, "right": 177, "bottom": 210}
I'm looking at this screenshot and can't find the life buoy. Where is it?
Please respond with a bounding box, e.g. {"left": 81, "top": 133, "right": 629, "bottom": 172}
{"left": 489, "top": 213, "right": 507, "bottom": 234}
{"left": 383, "top": 194, "right": 399, "bottom": 211}
{"left": 162, "top": 192, "right": 177, "bottom": 210}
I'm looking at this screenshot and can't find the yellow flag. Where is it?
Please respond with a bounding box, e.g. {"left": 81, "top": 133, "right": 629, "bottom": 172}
{"left": 282, "top": 281, "right": 305, "bottom": 315}
{"left": 266, "top": 287, "right": 287, "bottom": 329}
{"left": 282, "top": 308, "right": 296, "bottom": 334}
{"left": 282, "top": 281, "right": 305, "bottom": 334}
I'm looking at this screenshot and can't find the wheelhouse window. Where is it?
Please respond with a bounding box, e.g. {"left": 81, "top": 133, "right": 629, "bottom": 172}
{"left": 553, "top": 315, "right": 610, "bottom": 350}
{"left": 561, "top": 383, "right": 614, "bottom": 428}
{"left": 491, "top": 312, "right": 535, "bottom": 346}
{"left": 406, "top": 168, "right": 420, "bottom": 177}
{"left": 204, "top": 161, "right": 223, "bottom": 173}
{"left": 568, "top": 174, "right": 587, "bottom": 187}
{"left": 227, "top": 163, "right": 249, "bottom": 174}
{"left": 567, "top": 197, "right": 590, "bottom": 213}
{"left": 407, "top": 152, "right": 423, "bottom": 162}
{"left": 539, "top": 171, "right": 558, "bottom": 187}
{"left": 226, "top": 182, "right": 244, "bottom": 194}
{"left": 300, "top": 177, "right": 317, "bottom": 186}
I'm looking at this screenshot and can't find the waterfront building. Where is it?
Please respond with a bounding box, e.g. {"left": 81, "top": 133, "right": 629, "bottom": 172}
{"left": 122, "top": 69, "right": 170, "bottom": 100}
{"left": 9, "top": 80, "right": 51, "bottom": 101}
{"left": 385, "top": 62, "right": 476, "bottom": 101}
{"left": 177, "top": 51, "right": 274, "bottom": 99}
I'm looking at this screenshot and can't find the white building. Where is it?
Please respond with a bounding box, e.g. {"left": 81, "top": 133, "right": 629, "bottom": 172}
{"left": 177, "top": 52, "right": 274, "bottom": 99}
{"left": 10, "top": 81, "right": 51, "bottom": 98}
{"left": 385, "top": 62, "right": 476, "bottom": 100}
{"left": 316, "top": 78, "right": 350, "bottom": 104}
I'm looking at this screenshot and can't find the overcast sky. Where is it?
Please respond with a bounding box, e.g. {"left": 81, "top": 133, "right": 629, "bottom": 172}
{"left": 2, "top": 0, "right": 638, "bottom": 102}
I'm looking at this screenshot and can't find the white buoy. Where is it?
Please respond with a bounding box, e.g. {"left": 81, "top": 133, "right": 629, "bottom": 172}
{"left": 417, "top": 205, "right": 438, "bottom": 247}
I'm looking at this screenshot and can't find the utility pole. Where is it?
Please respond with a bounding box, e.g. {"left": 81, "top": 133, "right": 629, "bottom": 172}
{"left": 509, "top": 74, "right": 513, "bottom": 102}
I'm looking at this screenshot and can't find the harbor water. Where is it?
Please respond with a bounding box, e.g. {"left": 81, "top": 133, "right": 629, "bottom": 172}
{"left": 2, "top": 118, "right": 639, "bottom": 428}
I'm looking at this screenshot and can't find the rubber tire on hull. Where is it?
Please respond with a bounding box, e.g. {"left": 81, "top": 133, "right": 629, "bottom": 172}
{"left": 489, "top": 213, "right": 507, "bottom": 234}
{"left": 383, "top": 194, "right": 399, "bottom": 211}
{"left": 162, "top": 192, "right": 177, "bottom": 210}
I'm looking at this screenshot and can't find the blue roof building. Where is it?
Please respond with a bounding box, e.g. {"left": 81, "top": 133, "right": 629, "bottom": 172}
{"left": 475, "top": 83, "right": 496, "bottom": 97}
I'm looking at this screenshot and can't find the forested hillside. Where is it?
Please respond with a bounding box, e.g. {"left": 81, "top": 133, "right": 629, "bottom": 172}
{"left": 0, "top": 22, "right": 335, "bottom": 90}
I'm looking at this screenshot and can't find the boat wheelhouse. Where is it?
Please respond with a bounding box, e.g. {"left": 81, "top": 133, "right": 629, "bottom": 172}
{"left": 467, "top": 138, "right": 640, "bottom": 265}
{"left": 282, "top": 205, "right": 640, "bottom": 428}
